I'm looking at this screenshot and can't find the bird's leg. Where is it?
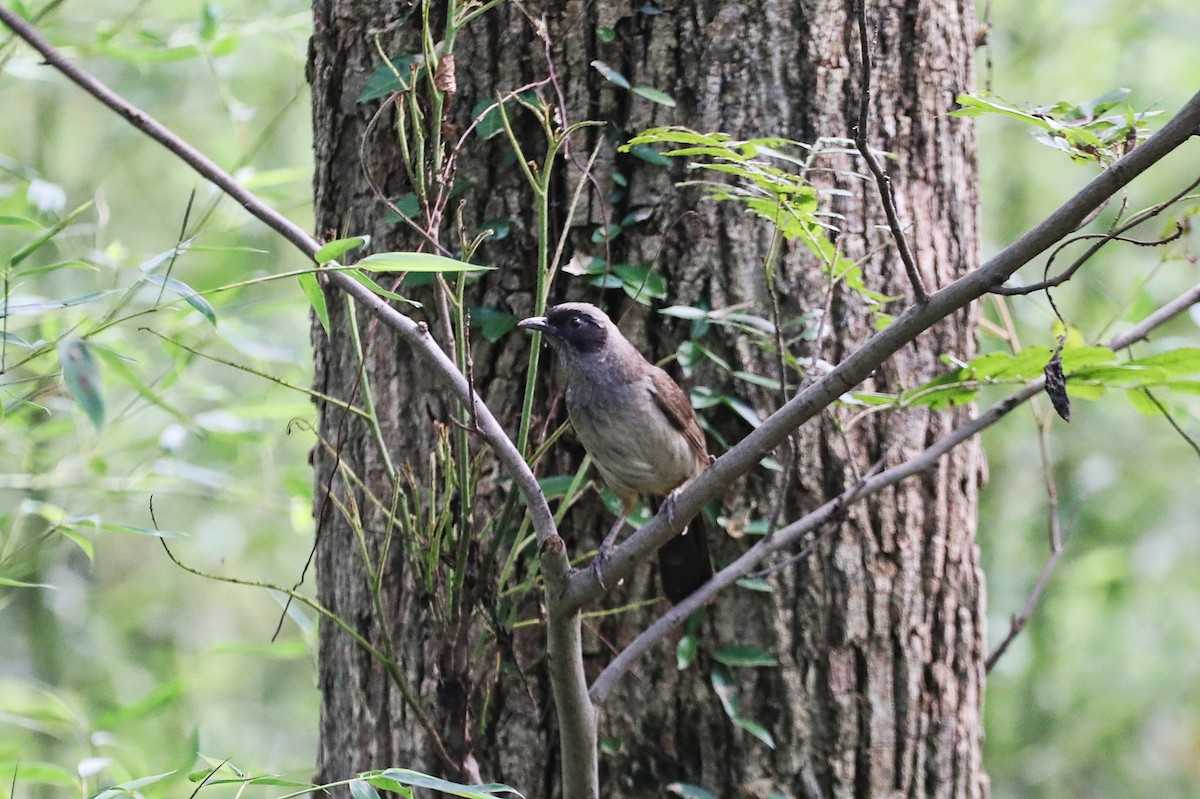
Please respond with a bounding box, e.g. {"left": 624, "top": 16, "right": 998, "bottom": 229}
{"left": 591, "top": 497, "right": 636, "bottom": 591}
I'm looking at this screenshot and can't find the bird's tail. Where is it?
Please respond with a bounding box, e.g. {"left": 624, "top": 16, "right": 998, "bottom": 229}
{"left": 652, "top": 502, "right": 713, "bottom": 604}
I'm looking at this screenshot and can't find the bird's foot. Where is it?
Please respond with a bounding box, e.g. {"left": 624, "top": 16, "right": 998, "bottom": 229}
{"left": 590, "top": 513, "right": 629, "bottom": 593}
{"left": 590, "top": 541, "right": 614, "bottom": 592}
{"left": 662, "top": 486, "right": 686, "bottom": 529}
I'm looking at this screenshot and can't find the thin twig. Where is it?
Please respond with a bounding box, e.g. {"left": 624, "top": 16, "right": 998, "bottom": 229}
{"left": 589, "top": 279, "right": 1200, "bottom": 701}
{"left": 985, "top": 393, "right": 1066, "bottom": 670}
{"left": 0, "top": 3, "right": 567, "bottom": 582}
{"left": 9, "top": 2, "right": 1200, "bottom": 718}
{"left": 849, "top": 0, "right": 928, "bottom": 302}
{"left": 991, "top": 173, "right": 1200, "bottom": 296}
{"left": 1137, "top": 388, "right": 1200, "bottom": 462}
{"left": 984, "top": 542, "right": 1063, "bottom": 671}
{"left": 562, "top": 90, "right": 1200, "bottom": 613}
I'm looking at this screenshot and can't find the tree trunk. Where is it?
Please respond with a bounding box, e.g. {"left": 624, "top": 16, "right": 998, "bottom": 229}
{"left": 308, "top": 0, "right": 985, "bottom": 797}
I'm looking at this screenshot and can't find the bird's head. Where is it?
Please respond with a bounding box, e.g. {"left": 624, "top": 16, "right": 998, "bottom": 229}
{"left": 517, "top": 302, "right": 612, "bottom": 356}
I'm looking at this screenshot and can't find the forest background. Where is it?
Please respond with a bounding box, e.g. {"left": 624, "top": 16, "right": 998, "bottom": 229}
{"left": 1, "top": 0, "right": 1199, "bottom": 796}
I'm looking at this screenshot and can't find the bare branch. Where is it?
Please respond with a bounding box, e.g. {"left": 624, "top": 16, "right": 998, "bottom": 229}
{"left": 984, "top": 541, "right": 1064, "bottom": 672}
{"left": 849, "top": 0, "right": 928, "bottom": 303}
{"left": 1137, "top": 388, "right": 1200, "bottom": 462}
{"left": 563, "top": 89, "right": 1200, "bottom": 612}
{"left": 10, "top": 1, "right": 1200, "bottom": 739}
{"left": 589, "top": 277, "right": 1200, "bottom": 701}
{"left": 991, "top": 172, "right": 1200, "bottom": 296}
{"left": 986, "top": 389, "right": 1067, "bottom": 670}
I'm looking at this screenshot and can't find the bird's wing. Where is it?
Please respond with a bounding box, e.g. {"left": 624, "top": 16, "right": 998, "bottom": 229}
{"left": 646, "top": 367, "right": 708, "bottom": 466}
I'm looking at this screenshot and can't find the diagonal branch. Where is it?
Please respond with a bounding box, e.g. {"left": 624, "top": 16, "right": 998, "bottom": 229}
{"left": 0, "top": 4, "right": 572, "bottom": 581}
{"left": 9, "top": 3, "right": 1200, "bottom": 753}
{"left": 990, "top": 172, "right": 1200, "bottom": 296}
{"left": 589, "top": 278, "right": 1200, "bottom": 701}
{"left": 562, "top": 88, "right": 1200, "bottom": 612}
{"left": 0, "top": 13, "right": 596, "bottom": 791}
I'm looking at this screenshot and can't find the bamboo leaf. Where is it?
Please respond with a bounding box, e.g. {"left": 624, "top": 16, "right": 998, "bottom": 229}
{"left": 58, "top": 337, "right": 104, "bottom": 431}
{"left": 712, "top": 645, "right": 779, "bottom": 668}
{"left": 357, "top": 252, "right": 491, "bottom": 273}
{"left": 315, "top": 235, "right": 370, "bottom": 265}
{"left": 144, "top": 274, "right": 217, "bottom": 326}
{"left": 298, "top": 272, "right": 330, "bottom": 335}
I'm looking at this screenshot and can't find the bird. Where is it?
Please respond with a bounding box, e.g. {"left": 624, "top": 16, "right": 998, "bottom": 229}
{"left": 518, "top": 301, "right": 713, "bottom": 603}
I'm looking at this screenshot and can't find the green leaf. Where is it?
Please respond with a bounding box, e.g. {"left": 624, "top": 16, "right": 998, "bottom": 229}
{"left": 660, "top": 305, "right": 711, "bottom": 321}
{"left": 96, "top": 682, "right": 183, "bottom": 727}
{"left": 363, "top": 768, "right": 524, "bottom": 798}
{"left": 732, "top": 370, "right": 782, "bottom": 390}
{"left": 469, "top": 91, "right": 540, "bottom": 140}
{"left": 389, "top": 193, "right": 422, "bottom": 219}
{"left": 1127, "top": 347, "right": 1200, "bottom": 376}
{"left": 590, "top": 59, "right": 630, "bottom": 89}
{"left": 950, "top": 93, "right": 1055, "bottom": 130}
{"left": 2, "top": 290, "right": 120, "bottom": 317}
{"left": 599, "top": 737, "right": 622, "bottom": 755}
{"left": 9, "top": 201, "right": 93, "bottom": 267}
{"left": 613, "top": 263, "right": 667, "bottom": 302}
{"left": 200, "top": 2, "right": 219, "bottom": 41}
{"left": 1075, "top": 87, "right": 1131, "bottom": 118}
{"left": 0, "top": 576, "right": 55, "bottom": 589}
{"left": 479, "top": 218, "right": 511, "bottom": 241}
{"left": 632, "top": 86, "right": 676, "bottom": 107}
{"left": 143, "top": 274, "right": 217, "bottom": 326}
{"left": 470, "top": 306, "right": 519, "bottom": 342}
{"left": 1059, "top": 345, "right": 1117, "bottom": 371}
{"left": 358, "top": 54, "right": 425, "bottom": 102}
{"left": 667, "top": 784, "right": 719, "bottom": 799}
{"left": 591, "top": 223, "right": 623, "bottom": 244}
{"left": 315, "top": 235, "right": 370, "bottom": 265}
{"left": 58, "top": 527, "right": 95, "bottom": 561}
{"left": 712, "top": 645, "right": 778, "bottom": 667}
{"left": 710, "top": 664, "right": 739, "bottom": 718}
{"left": 58, "top": 337, "right": 104, "bottom": 431}
{"left": 735, "top": 577, "right": 774, "bottom": 592}
{"left": 14, "top": 259, "right": 98, "bottom": 277}
{"left": 137, "top": 239, "right": 194, "bottom": 273}
{"left": 350, "top": 779, "right": 383, "bottom": 799}
{"left": 596, "top": 26, "right": 616, "bottom": 42}
{"left": 91, "top": 771, "right": 176, "bottom": 799}
{"left": 732, "top": 715, "right": 776, "bottom": 748}
{"left": 1126, "top": 388, "right": 1162, "bottom": 416}
{"left": 676, "top": 633, "right": 698, "bottom": 670}
{"left": 88, "top": 520, "right": 184, "bottom": 538}
{"left": 0, "top": 330, "right": 33, "bottom": 348}
{"left": 722, "top": 394, "right": 763, "bottom": 428}
{"left": 535, "top": 475, "right": 579, "bottom": 502}
{"left": 345, "top": 270, "right": 421, "bottom": 306}
{"left": 627, "top": 143, "right": 672, "bottom": 166}
{"left": 0, "top": 762, "right": 77, "bottom": 788}
{"left": 357, "top": 252, "right": 491, "bottom": 273}
{"left": 298, "top": 272, "right": 331, "bottom": 335}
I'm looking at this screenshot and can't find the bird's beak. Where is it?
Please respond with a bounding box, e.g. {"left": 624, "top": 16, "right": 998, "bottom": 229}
{"left": 517, "top": 316, "right": 551, "bottom": 334}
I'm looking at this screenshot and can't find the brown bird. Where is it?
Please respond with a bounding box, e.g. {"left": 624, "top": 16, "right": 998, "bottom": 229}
{"left": 518, "top": 302, "right": 713, "bottom": 602}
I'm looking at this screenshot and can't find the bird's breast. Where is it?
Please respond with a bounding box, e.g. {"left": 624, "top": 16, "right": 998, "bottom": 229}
{"left": 566, "top": 379, "right": 699, "bottom": 498}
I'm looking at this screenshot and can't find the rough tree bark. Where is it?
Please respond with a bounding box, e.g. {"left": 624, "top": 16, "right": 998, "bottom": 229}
{"left": 308, "top": 0, "right": 985, "bottom": 797}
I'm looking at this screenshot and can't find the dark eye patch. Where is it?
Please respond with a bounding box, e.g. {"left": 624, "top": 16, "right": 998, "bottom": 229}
{"left": 547, "top": 307, "right": 607, "bottom": 353}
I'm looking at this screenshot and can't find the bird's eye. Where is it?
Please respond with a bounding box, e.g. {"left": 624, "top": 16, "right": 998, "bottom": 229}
{"left": 568, "top": 315, "right": 583, "bottom": 328}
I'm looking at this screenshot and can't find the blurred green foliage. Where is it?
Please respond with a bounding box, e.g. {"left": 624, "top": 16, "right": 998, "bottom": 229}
{"left": 978, "top": 1, "right": 1200, "bottom": 797}
{"left": 0, "top": 0, "right": 1197, "bottom": 796}
{"left": 0, "top": 0, "right": 318, "bottom": 795}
